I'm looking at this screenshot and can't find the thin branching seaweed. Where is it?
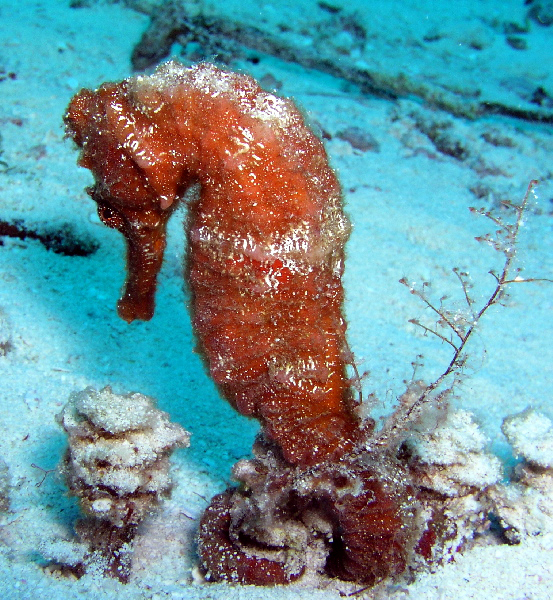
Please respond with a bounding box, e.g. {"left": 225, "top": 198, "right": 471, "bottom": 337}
{"left": 370, "top": 180, "right": 552, "bottom": 450}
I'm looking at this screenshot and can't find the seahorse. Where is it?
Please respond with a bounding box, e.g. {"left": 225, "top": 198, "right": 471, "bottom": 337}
{"left": 64, "top": 61, "right": 360, "bottom": 467}
{"left": 65, "top": 61, "right": 418, "bottom": 586}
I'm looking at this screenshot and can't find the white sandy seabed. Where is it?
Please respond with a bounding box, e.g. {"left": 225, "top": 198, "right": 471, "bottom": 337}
{"left": 0, "top": 1, "right": 552, "bottom": 599}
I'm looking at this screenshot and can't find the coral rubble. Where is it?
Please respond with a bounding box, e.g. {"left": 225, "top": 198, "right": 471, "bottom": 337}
{"left": 58, "top": 386, "right": 190, "bottom": 528}
{"left": 489, "top": 409, "right": 553, "bottom": 544}
{"left": 56, "top": 386, "right": 189, "bottom": 581}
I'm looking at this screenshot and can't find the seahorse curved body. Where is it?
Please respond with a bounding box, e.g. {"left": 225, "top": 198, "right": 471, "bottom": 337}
{"left": 65, "top": 61, "right": 359, "bottom": 467}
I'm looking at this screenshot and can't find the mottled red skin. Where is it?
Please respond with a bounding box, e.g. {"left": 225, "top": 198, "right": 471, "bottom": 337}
{"left": 198, "top": 490, "right": 305, "bottom": 584}
{"left": 65, "top": 62, "right": 420, "bottom": 587}
{"left": 324, "top": 464, "right": 415, "bottom": 585}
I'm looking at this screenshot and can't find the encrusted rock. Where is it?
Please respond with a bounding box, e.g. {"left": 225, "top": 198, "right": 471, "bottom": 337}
{"left": 58, "top": 386, "right": 189, "bottom": 527}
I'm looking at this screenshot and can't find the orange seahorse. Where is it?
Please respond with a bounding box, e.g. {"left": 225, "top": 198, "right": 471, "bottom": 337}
{"left": 65, "top": 61, "right": 419, "bottom": 586}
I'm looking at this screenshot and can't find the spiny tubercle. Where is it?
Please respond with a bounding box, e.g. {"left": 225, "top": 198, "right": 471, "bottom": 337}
{"left": 64, "top": 61, "right": 360, "bottom": 466}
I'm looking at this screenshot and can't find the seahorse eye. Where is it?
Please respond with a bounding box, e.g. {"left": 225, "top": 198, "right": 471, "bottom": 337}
{"left": 97, "top": 203, "right": 125, "bottom": 231}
